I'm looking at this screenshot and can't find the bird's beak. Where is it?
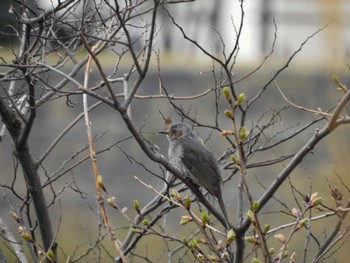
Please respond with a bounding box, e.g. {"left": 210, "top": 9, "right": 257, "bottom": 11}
{"left": 157, "top": 131, "right": 169, "bottom": 135}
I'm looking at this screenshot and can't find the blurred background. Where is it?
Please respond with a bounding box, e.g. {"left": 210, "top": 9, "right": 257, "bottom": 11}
{"left": 0, "top": 0, "right": 350, "bottom": 262}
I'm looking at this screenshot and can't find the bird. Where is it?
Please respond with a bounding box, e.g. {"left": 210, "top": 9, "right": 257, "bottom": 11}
{"left": 163, "top": 122, "right": 229, "bottom": 226}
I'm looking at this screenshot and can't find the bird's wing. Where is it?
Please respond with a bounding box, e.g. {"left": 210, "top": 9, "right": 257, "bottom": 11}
{"left": 180, "top": 140, "right": 222, "bottom": 197}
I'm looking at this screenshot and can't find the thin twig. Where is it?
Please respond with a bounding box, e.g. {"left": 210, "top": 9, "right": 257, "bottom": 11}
{"left": 81, "top": 24, "right": 126, "bottom": 262}
{"left": 275, "top": 80, "right": 332, "bottom": 117}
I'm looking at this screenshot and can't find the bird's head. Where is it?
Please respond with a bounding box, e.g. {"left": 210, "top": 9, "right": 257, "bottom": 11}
{"left": 158, "top": 122, "right": 194, "bottom": 141}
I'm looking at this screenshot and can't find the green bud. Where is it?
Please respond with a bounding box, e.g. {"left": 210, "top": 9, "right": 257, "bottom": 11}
{"left": 296, "top": 219, "right": 307, "bottom": 230}
{"left": 236, "top": 92, "right": 247, "bottom": 105}
{"left": 171, "top": 189, "right": 182, "bottom": 202}
{"left": 207, "top": 255, "right": 220, "bottom": 262}
{"left": 245, "top": 236, "right": 258, "bottom": 244}
{"left": 251, "top": 258, "right": 262, "bottom": 263}
{"left": 107, "top": 197, "right": 117, "bottom": 209}
{"left": 183, "top": 196, "right": 191, "bottom": 209}
{"left": 332, "top": 75, "right": 341, "bottom": 87}
{"left": 224, "top": 109, "right": 234, "bottom": 119}
{"left": 47, "top": 249, "right": 55, "bottom": 262}
{"left": 281, "top": 250, "right": 289, "bottom": 259}
{"left": 195, "top": 253, "right": 205, "bottom": 261}
{"left": 312, "top": 197, "right": 323, "bottom": 206}
{"left": 10, "top": 211, "right": 20, "bottom": 223}
{"left": 246, "top": 209, "right": 255, "bottom": 223}
{"left": 134, "top": 200, "right": 140, "bottom": 214}
{"left": 309, "top": 192, "right": 323, "bottom": 207}
{"left": 332, "top": 75, "right": 347, "bottom": 93}
{"left": 201, "top": 211, "right": 208, "bottom": 227}
{"left": 226, "top": 229, "right": 236, "bottom": 246}
{"left": 268, "top": 248, "right": 275, "bottom": 255}
{"left": 180, "top": 215, "right": 192, "bottom": 225}
{"left": 230, "top": 155, "right": 237, "bottom": 164}
{"left": 252, "top": 201, "right": 260, "bottom": 212}
{"left": 18, "top": 226, "right": 33, "bottom": 242}
{"left": 262, "top": 224, "right": 270, "bottom": 235}
{"left": 223, "top": 86, "right": 231, "bottom": 101}
{"left": 97, "top": 175, "right": 107, "bottom": 192}
{"left": 129, "top": 227, "right": 141, "bottom": 233}
{"left": 239, "top": 127, "right": 250, "bottom": 142}
{"left": 189, "top": 238, "right": 199, "bottom": 250}
{"left": 142, "top": 219, "right": 149, "bottom": 225}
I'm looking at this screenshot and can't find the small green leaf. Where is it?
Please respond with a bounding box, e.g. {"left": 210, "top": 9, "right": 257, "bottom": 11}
{"left": 180, "top": 215, "right": 192, "bottom": 225}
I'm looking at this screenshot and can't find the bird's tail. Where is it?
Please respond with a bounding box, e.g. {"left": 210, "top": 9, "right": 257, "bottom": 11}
{"left": 217, "top": 194, "right": 231, "bottom": 230}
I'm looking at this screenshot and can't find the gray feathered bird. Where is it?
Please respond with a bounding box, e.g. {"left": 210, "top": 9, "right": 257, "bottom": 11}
{"left": 164, "top": 122, "right": 229, "bottom": 226}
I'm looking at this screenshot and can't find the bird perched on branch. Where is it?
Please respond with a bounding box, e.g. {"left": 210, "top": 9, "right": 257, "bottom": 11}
{"left": 161, "top": 122, "right": 229, "bottom": 226}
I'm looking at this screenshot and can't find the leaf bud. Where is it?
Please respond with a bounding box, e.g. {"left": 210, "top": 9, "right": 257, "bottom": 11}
{"left": 18, "top": 226, "right": 33, "bottom": 242}
{"left": 252, "top": 201, "right": 260, "bottom": 212}
{"left": 47, "top": 249, "right": 55, "bottom": 262}
{"left": 246, "top": 209, "right": 255, "bottom": 223}
{"left": 245, "top": 236, "right": 258, "bottom": 245}
{"left": 262, "top": 224, "right": 270, "bottom": 235}
{"left": 274, "top": 233, "right": 285, "bottom": 244}
{"left": 201, "top": 211, "right": 208, "bottom": 227}
{"left": 134, "top": 199, "right": 140, "bottom": 214}
{"left": 97, "top": 175, "right": 107, "bottom": 192}
{"left": 309, "top": 192, "right": 323, "bottom": 207}
{"left": 107, "top": 196, "right": 117, "bottom": 209}
{"left": 180, "top": 215, "right": 192, "bottom": 225}
{"left": 226, "top": 229, "right": 236, "bottom": 246}
{"left": 223, "top": 86, "right": 231, "bottom": 101}
{"left": 10, "top": 211, "right": 20, "bottom": 223}
{"left": 236, "top": 92, "right": 247, "bottom": 106}
{"left": 183, "top": 196, "right": 191, "bottom": 209}
{"left": 239, "top": 127, "right": 250, "bottom": 142}
{"left": 291, "top": 208, "right": 302, "bottom": 217}
{"left": 207, "top": 255, "right": 220, "bottom": 262}
{"left": 224, "top": 109, "right": 234, "bottom": 119}
{"left": 171, "top": 189, "right": 182, "bottom": 202}
{"left": 219, "top": 130, "right": 234, "bottom": 137}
